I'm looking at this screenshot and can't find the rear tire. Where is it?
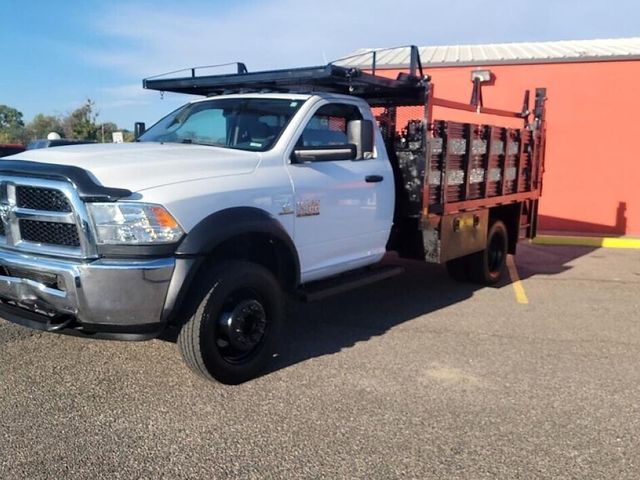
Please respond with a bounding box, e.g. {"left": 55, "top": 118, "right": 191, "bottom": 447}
{"left": 177, "top": 260, "right": 284, "bottom": 385}
{"left": 468, "top": 220, "right": 508, "bottom": 285}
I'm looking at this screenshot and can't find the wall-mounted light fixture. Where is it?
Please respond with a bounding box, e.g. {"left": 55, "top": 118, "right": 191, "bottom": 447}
{"left": 471, "top": 69, "right": 493, "bottom": 83}
{"left": 470, "top": 69, "right": 494, "bottom": 110}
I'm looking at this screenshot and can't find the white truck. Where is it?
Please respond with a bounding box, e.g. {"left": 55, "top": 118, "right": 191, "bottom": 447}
{"left": 0, "top": 48, "right": 546, "bottom": 384}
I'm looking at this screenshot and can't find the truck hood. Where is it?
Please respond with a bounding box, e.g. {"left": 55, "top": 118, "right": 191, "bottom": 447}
{"left": 6, "top": 142, "right": 261, "bottom": 192}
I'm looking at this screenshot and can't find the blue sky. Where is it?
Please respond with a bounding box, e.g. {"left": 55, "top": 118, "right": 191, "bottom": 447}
{"left": 1, "top": 0, "right": 639, "bottom": 129}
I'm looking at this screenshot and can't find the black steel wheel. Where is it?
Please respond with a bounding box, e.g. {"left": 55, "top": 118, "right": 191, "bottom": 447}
{"left": 178, "top": 260, "right": 283, "bottom": 384}
{"left": 468, "top": 220, "right": 508, "bottom": 285}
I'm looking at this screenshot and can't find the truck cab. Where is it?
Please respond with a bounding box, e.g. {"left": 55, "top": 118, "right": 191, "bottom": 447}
{"left": 135, "top": 92, "right": 395, "bottom": 283}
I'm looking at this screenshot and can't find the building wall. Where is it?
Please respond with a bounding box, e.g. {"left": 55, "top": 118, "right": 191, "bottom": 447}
{"left": 383, "top": 61, "right": 640, "bottom": 235}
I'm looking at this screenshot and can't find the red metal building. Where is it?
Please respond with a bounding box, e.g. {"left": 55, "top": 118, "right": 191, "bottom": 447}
{"left": 344, "top": 38, "right": 640, "bottom": 236}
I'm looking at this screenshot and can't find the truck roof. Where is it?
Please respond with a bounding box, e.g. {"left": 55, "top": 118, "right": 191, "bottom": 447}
{"left": 188, "top": 92, "right": 313, "bottom": 103}
{"left": 185, "top": 91, "right": 372, "bottom": 106}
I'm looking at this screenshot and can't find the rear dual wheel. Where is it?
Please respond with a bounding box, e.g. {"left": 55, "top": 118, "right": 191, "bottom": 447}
{"left": 445, "top": 220, "right": 508, "bottom": 285}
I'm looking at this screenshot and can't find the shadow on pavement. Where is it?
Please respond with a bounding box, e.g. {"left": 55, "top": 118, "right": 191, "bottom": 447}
{"left": 268, "top": 243, "right": 598, "bottom": 374}
{"left": 270, "top": 258, "right": 478, "bottom": 374}
{"left": 160, "top": 243, "right": 597, "bottom": 377}
{"left": 514, "top": 242, "right": 597, "bottom": 280}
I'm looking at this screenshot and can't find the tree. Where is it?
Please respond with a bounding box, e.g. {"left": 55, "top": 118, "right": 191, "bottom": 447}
{"left": 0, "top": 105, "right": 26, "bottom": 143}
{"left": 26, "top": 113, "right": 65, "bottom": 140}
{"left": 63, "top": 99, "right": 99, "bottom": 140}
{"left": 1, "top": 101, "right": 133, "bottom": 144}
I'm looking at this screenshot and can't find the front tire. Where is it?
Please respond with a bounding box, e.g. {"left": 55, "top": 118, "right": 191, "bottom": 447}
{"left": 177, "top": 260, "right": 284, "bottom": 385}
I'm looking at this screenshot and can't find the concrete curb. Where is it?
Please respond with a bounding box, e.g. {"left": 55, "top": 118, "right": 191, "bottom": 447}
{"left": 532, "top": 235, "right": 640, "bottom": 249}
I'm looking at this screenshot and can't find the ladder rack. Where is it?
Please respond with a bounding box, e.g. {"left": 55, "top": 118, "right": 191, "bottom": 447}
{"left": 142, "top": 47, "right": 428, "bottom": 107}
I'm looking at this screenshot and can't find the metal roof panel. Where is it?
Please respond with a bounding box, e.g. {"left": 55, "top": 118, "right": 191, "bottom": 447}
{"left": 338, "top": 37, "right": 640, "bottom": 68}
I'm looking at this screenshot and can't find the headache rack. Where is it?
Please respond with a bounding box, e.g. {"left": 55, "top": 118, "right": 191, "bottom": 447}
{"left": 144, "top": 46, "right": 547, "bottom": 263}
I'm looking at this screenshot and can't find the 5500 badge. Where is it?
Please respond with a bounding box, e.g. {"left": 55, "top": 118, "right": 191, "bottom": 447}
{"left": 296, "top": 199, "right": 320, "bottom": 217}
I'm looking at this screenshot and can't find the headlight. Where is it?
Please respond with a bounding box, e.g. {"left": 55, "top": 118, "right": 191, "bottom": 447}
{"left": 87, "top": 202, "right": 184, "bottom": 245}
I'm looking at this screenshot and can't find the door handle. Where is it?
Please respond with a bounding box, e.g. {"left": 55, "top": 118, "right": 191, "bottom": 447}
{"left": 365, "top": 175, "right": 384, "bottom": 183}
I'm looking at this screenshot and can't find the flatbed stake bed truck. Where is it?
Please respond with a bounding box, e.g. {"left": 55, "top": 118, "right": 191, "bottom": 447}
{"left": 1, "top": 47, "right": 546, "bottom": 384}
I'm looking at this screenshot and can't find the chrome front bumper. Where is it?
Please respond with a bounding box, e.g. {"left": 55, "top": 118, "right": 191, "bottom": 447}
{"left": 0, "top": 248, "right": 175, "bottom": 337}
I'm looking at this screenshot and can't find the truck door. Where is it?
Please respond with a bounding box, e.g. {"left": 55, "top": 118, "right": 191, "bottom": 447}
{"left": 286, "top": 102, "right": 394, "bottom": 283}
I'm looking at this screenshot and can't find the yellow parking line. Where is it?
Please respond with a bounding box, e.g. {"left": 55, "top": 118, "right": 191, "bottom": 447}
{"left": 507, "top": 256, "right": 529, "bottom": 304}
{"left": 532, "top": 235, "right": 640, "bottom": 249}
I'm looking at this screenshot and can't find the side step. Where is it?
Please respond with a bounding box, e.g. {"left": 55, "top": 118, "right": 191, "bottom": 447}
{"left": 298, "top": 264, "right": 405, "bottom": 302}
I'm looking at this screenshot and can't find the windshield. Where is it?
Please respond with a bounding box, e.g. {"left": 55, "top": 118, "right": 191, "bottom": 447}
{"left": 139, "top": 97, "right": 305, "bottom": 151}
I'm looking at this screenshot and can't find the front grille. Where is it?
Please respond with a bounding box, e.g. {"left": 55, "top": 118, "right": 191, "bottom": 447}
{"left": 16, "top": 186, "right": 72, "bottom": 212}
{"left": 19, "top": 220, "right": 80, "bottom": 247}
{"left": 0, "top": 177, "right": 91, "bottom": 257}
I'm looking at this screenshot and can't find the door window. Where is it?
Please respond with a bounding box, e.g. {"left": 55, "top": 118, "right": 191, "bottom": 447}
{"left": 299, "top": 104, "right": 363, "bottom": 148}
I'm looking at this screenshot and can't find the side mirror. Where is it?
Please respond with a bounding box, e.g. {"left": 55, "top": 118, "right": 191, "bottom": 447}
{"left": 347, "top": 119, "right": 374, "bottom": 160}
{"left": 134, "top": 122, "right": 146, "bottom": 140}
{"left": 292, "top": 144, "right": 357, "bottom": 163}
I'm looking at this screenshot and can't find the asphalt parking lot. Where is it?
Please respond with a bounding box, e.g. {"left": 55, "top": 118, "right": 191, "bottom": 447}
{"left": 1, "top": 243, "right": 639, "bottom": 479}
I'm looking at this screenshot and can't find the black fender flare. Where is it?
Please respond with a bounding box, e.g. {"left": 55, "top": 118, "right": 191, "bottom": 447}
{"left": 176, "top": 206, "right": 299, "bottom": 269}
{"left": 163, "top": 207, "right": 300, "bottom": 324}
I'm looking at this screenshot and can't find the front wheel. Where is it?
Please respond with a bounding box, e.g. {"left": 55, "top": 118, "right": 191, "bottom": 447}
{"left": 468, "top": 220, "right": 508, "bottom": 285}
{"left": 177, "top": 260, "right": 284, "bottom": 384}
